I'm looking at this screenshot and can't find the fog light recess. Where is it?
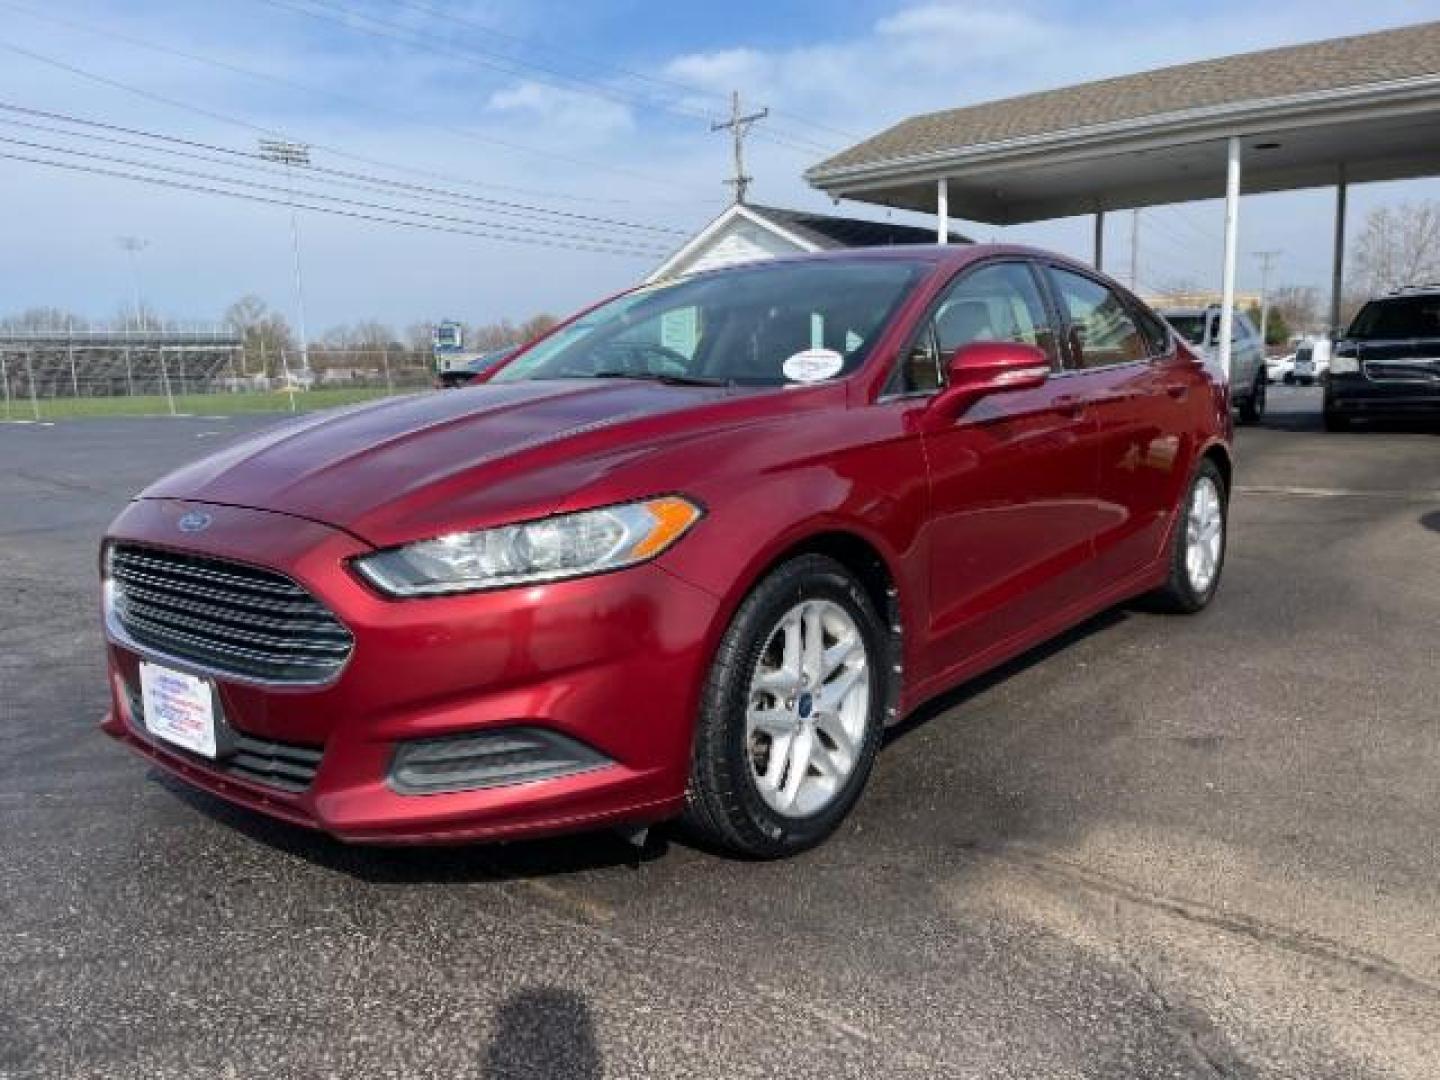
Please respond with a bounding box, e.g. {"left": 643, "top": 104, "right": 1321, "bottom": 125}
{"left": 389, "top": 727, "right": 612, "bottom": 795}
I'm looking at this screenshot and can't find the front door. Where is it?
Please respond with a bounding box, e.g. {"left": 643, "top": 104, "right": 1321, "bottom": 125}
{"left": 913, "top": 261, "right": 1105, "bottom": 684}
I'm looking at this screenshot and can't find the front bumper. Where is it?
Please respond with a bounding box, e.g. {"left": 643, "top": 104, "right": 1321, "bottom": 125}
{"left": 1326, "top": 373, "right": 1440, "bottom": 415}
{"left": 101, "top": 498, "right": 722, "bottom": 843}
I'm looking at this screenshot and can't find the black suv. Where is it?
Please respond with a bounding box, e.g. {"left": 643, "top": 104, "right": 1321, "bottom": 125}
{"left": 1325, "top": 286, "right": 1440, "bottom": 430}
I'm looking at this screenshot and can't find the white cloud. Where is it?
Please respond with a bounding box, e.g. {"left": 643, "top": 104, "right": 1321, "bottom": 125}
{"left": 2, "top": 0, "right": 1437, "bottom": 325}
{"left": 487, "top": 81, "right": 635, "bottom": 143}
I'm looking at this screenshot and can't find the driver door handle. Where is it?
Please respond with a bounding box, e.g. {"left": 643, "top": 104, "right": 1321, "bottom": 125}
{"left": 1054, "top": 394, "right": 1087, "bottom": 419}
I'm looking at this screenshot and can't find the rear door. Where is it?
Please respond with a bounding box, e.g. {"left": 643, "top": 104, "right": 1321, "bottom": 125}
{"left": 1042, "top": 265, "right": 1191, "bottom": 588}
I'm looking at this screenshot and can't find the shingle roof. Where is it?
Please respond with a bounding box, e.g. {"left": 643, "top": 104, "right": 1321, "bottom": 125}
{"left": 746, "top": 203, "right": 967, "bottom": 247}
{"left": 811, "top": 20, "right": 1440, "bottom": 176}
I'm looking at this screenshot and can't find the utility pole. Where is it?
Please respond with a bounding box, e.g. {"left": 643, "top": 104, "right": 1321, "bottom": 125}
{"left": 1252, "top": 249, "right": 1282, "bottom": 347}
{"left": 258, "top": 139, "right": 313, "bottom": 382}
{"left": 710, "top": 91, "right": 768, "bottom": 205}
{"left": 116, "top": 236, "right": 147, "bottom": 398}
{"left": 1130, "top": 209, "right": 1141, "bottom": 292}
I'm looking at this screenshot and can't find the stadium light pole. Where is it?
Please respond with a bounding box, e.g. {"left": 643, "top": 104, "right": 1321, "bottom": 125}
{"left": 258, "top": 139, "right": 312, "bottom": 384}
{"left": 115, "top": 236, "right": 151, "bottom": 404}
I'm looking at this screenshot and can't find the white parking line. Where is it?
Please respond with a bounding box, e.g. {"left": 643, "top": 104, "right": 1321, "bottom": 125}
{"left": 1237, "top": 484, "right": 1440, "bottom": 502}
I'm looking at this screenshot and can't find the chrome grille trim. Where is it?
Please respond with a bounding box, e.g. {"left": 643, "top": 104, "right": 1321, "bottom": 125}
{"left": 107, "top": 543, "right": 354, "bottom": 685}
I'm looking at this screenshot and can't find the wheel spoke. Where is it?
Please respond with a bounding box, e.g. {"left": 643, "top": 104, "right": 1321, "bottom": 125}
{"left": 753, "top": 666, "right": 800, "bottom": 695}
{"left": 818, "top": 664, "right": 864, "bottom": 714}
{"left": 814, "top": 711, "right": 857, "bottom": 764}
{"left": 760, "top": 731, "right": 792, "bottom": 792}
{"left": 810, "top": 740, "right": 845, "bottom": 782}
{"left": 821, "top": 635, "right": 856, "bottom": 679}
{"left": 777, "top": 728, "right": 814, "bottom": 810}
{"left": 801, "top": 605, "right": 824, "bottom": 685}
{"left": 748, "top": 706, "right": 793, "bottom": 738}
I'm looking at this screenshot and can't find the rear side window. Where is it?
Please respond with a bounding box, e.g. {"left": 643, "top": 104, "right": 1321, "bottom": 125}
{"left": 1047, "top": 267, "right": 1148, "bottom": 370}
{"left": 1132, "top": 303, "right": 1173, "bottom": 357}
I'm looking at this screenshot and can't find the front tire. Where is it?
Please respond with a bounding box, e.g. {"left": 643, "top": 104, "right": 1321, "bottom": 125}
{"left": 1150, "top": 459, "right": 1228, "bottom": 614}
{"left": 683, "top": 555, "right": 887, "bottom": 858}
{"left": 1323, "top": 395, "right": 1351, "bottom": 431}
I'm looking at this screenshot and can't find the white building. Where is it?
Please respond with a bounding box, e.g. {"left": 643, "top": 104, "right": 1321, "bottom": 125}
{"left": 647, "top": 202, "right": 966, "bottom": 283}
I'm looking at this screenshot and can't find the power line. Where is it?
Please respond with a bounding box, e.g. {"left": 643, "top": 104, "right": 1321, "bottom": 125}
{"left": 0, "top": 102, "right": 689, "bottom": 236}
{"left": 362, "top": 0, "right": 863, "bottom": 143}
{"left": 0, "top": 146, "right": 672, "bottom": 257}
{"left": 251, "top": 0, "right": 840, "bottom": 156}
{"left": 0, "top": 4, "right": 714, "bottom": 192}
{"left": 0, "top": 131, "right": 672, "bottom": 254}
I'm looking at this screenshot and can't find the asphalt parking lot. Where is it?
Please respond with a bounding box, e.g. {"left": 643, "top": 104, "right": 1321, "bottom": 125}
{"left": 2, "top": 386, "right": 1437, "bottom": 1079}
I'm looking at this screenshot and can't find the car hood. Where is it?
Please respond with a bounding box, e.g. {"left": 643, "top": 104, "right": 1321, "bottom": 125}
{"left": 141, "top": 380, "right": 755, "bottom": 546}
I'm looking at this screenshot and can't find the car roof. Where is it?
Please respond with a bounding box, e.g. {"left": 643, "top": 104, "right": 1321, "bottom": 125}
{"left": 1374, "top": 285, "right": 1440, "bottom": 300}
{"left": 674, "top": 241, "right": 1112, "bottom": 284}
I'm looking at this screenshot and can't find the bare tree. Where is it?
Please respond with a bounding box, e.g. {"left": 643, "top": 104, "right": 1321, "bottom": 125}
{"left": 1349, "top": 201, "right": 1440, "bottom": 297}
{"left": 1268, "top": 285, "right": 1321, "bottom": 335}
{"left": 224, "top": 295, "right": 294, "bottom": 377}
{"left": 518, "top": 313, "right": 558, "bottom": 343}
{"left": 404, "top": 321, "right": 435, "bottom": 354}
{"left": 0, "top": 307, "right": 89, "bottom": 332}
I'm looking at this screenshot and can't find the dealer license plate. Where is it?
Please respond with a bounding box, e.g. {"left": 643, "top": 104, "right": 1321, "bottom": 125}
{"left": 138, "top": 661, "right": 217, "bottom": 758}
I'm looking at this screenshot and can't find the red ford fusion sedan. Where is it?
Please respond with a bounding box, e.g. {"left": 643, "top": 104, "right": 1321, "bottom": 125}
{"left": 100, "top": 246, "right": 1231, "bottom": 857}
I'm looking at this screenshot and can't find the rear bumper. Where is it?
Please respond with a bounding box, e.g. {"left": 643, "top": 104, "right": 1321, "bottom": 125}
{"left": 101, "top": 497, "right": 721, "bottom": 844}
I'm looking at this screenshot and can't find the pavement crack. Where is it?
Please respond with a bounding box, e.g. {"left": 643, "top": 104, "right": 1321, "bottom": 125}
{"left": 982, "top": 844, "right": 1440, "bottom": 1002}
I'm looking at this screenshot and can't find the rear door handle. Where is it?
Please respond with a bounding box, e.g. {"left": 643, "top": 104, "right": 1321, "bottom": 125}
{"left": 1166, "top": 384, "right": 1189, "bottom": 400}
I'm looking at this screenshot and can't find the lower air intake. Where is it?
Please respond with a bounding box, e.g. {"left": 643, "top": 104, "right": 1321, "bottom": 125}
{"left": 389, "top": 727, "right": 610, "bottom": 795}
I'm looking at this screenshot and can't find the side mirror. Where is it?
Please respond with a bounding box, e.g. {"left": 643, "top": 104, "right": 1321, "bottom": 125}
{"left": 930, "top": 342, "right": 1050, "bottom": 421}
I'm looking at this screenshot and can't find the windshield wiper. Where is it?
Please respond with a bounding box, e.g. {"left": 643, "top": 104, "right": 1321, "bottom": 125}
{"left": 590, "top": 370, "right": 732, "bottom": 387}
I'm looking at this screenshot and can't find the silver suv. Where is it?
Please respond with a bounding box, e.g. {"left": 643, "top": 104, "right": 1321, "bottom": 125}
{"left": 1158, "top": 305, "right": 1267, "bottom": 424}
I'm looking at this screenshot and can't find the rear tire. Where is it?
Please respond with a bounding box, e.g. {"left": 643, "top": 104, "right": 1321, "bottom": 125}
{"left": 1150, "top": 459, "right": 1227, "bottom": 614}
{"left": 1237, "top": 373, "right": 1266, "bottom": 424}
{"left": 682, "top": 555, "right": 888, "bottom": 858}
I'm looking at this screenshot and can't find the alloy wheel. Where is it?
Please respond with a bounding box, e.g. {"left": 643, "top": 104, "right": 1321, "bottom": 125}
{"left": 1185, "top": 476, "right": 1224, "bottom": 594}
{"left": 745, "top": 599, "right": 870, "bottom": 818}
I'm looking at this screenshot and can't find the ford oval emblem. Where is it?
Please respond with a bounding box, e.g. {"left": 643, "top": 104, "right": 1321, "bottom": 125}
{"left": 177, "top": 510, "right": 213, "bottom": 534}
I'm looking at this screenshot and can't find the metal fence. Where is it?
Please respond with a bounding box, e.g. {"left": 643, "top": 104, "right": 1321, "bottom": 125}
{"left": 0, "top": 341, "right": 437, "bottom": 420}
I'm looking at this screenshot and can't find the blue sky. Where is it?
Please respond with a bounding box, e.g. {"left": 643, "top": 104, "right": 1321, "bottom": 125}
{"left": 1, "top": 0, "right": 1438, "bottom": 334}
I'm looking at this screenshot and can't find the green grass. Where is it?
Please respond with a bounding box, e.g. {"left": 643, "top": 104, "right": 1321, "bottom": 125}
{"left": 2, "top": 387, "right": 413, "bottom": 421}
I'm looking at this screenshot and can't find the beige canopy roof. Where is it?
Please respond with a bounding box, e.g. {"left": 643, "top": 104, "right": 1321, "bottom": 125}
{"left": 807, "top": 21, "right": 1440, "bottom": 224}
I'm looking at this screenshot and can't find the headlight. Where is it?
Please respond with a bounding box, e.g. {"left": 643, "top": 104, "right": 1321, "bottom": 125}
{"left": 353, "top": 496, "right": 703, "bottom": 597}
{"left": 1329, "top": 349, "right": 1359, "bottom": 375}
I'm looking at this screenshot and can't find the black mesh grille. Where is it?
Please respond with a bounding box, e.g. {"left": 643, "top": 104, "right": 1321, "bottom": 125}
{"left": 109, "top": 543, "right": 353, "bottom": 684}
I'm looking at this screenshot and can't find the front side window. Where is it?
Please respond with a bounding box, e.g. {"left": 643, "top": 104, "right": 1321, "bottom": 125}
{"left": 493, "top": 260, "right": 924, "bottom": 387}
{"left": 895, "top": 262, "right": 1058, "bottom": 394}
{"left": 1048, "top": 268, "right": 1148, "bottom": 370}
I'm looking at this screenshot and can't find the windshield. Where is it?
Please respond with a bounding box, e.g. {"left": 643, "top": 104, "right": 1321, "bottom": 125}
{"left": 1346, "top": 296, "right": 1440, "bottom": 341}
{"left": 492, "top": 260, "right": 925, "bottom": 387}
{"left": 1165, "top": 313, "right": 1212, "bottom": 346}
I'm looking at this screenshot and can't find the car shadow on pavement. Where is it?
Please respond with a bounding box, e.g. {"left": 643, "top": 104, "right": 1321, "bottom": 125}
{"left": 485, "top": 987, "right": 602, "bottom": 1080}
{"left": 884, "top": 607, "right": 1129, "bottom": 748}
